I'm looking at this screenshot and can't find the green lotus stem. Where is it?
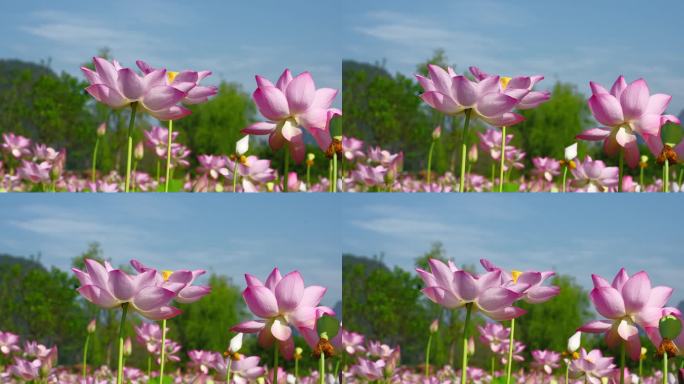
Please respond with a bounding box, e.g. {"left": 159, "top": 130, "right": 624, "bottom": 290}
{"left": 505, "top": 318, "right": 516, "bottom": 384}
{"left": 283, "top": 149, "right": 290, "bottom": 192}
{"left": 82, "top": 333, "right": 91, "bottom": 379}
{"left": 620, "top": 342, "right": 625, "bottom": 384}
{"left": 306, "top": 161, "right": 312, "bottom": 190}
{"left": 639, "top": 165, "right": 645, "bottom": 192}
{"left": 678, "top": 168, "right": 684, "bottom": 186}
{"left": 164, "top": 120, "right": 173, "bottom": 192}
{"left": 147, "top": 356, "right": 151, "bottom": 379}
{"left": 427, "top": 139, "right": 436, "bottom": 185}
{"left": 562, "top": 165, "right": 569, "bottom": 192}
{"left": 91, "top": 137, "right": 100, "bottom": 184}
{"left": 638, "top": 354, "right": 643, "bottom": 382}
{"left": 159, "top": 319, "right": 167, "bottom": 383}
{"left": 124, "top": 103, "right": 138, "bottom": 193}
{"left": 273, "top": 345, "right": 279, "bottom": 384}
{"left": 328, "top": 159, "right": 333, "bottom": 192}
{"left": 226, "top": 357, "right": 233, "bottom": 384}
{"left": 425, "top": 332, "right": 433, "bottom": 379}
{"left": 498, "top": 125, "right": 507, "bottom": 193}
{"left": 333, "top": 152, "right": 338, "bottom": 192}
{"left": 461, "top": 303, "right": 473, "bottom": 384}
{"left": 156, "top": 160, "right": 161, "bottom": 184}
{"left": 116, "top": 303, "right": 129, "bottom": 384}
{"left": 319, "top": 351, "right": 325, "bottom": 384}
{"left": 490, "top": 163, "right": 496, "bottom": 186}
{"left": 565, "top": 360, "right": 569, "bottom": 384}
{"left": 334, "top": 358, "right": 341, "bottom": 379}
{"left": 295, "top": 355, "right": 300, "bottom": 383}
{"left": 491, "top": 356, "right": 496, "bottom": 379}
{"left": 232, "top": 160, "right": 240, "bottom": 192}
{"left": 663, "top": 351, "right": 668, "bottom": 384}
{"left": 618, "top": 149, "right": 624, "bottom": 192}
{"left": 664, "top": 161, "right": 670, "bottom": 192}
{"left": 459, "top": 110, "right": 472, "bottom": 193}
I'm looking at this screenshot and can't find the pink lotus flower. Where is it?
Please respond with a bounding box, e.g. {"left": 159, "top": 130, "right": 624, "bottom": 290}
{"left": 351, "top": 164, "right": 387, "bottom": 187}
{"left": 2, "top": 133, "right": 31, "bottom": 159}
{"left": 499, "top": 339, "right": 525, "bottom": 365}
{"left": 578, "top": 268, "right": 674, "bottom": 360}
{"left": 227, "top": 155, "right": 277, "bottom": 192}
{"left": 416, "top": 259, "right": 527, "bottom": 321}
{"left": 135, "top": 322, "right": 164, "bottom": 354}
{"left": 340, "top": 329, "right": 366, "bottom": 355}
{"left": 230, "top": 268, "right": 334, "bottom": 359}
{"left": 136, "top": 60, "right": 217, "bottom": 105}
{"left": 17, "top": 160, "right": 52, "bottom": 184}
{"left": 242, "top": 69, "right": 341, "bottom": 163}
{"left": 532, "top": 157, "right": 561, "bottom": 182}
{"left": 9, "top": 357, "right": 41, "bottom": 381}
{"left": 570, "top": 348, "right": 616, "bottom": 384}
{"left": 343, "top": 137, "right": 365, "bottom": 161}
{"left": 577, "top": 76, "right": 680, "bottom": 168}
{"left": 197, "top": 155, "right": 230, "bottom": 180}
{"left": 478, "top": 129, "right": 514, "bottom": 161}
{"left": 130, "top": 259, "right": 211, "bottom": 304}
{"left": 416, "top": 64, "right": 525, "bottom": 127}
{"left": 72, "top": 259, "right": 182, "bottom": 320}
{"left": 350, "top": 357, "right": 385, "bottom": 380}
{"left": 480, "top": 259, "right": 560, "bottom": 304}
{"left": 0, "top": 331, "right": 20, "bottom": 355}
{"left": 188, "top": 350, "right": 218, "bottom": 374}
{"left": 81, "top": 57, "right": 192, "bottom": 121}
{"left": 469, "top": 66, "right": 551, "bottom": 110}
{"left": 531, "top": 350, "right": 561, "bottom": 374}
{"left": 215, "top": 355, "right": 266, "bottom": 383}
{"left": 478, "top": 322, "right": 510, "bottom": 354}
{"left": 570, "top": 156, "right": 619, "bottom": 192}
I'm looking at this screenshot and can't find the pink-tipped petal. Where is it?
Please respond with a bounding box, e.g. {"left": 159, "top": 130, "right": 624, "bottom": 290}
{"left": 620, "top": 79, "right": 649, "bottom": 120}
{"left": 143, "top": 86, "right": 186, "bottom": 111}
{"left": 453, "top": 270, "right": 479, "bottom": 301}
{"left": 590, "top": 287, "right": 626, "bottom": 319}
{"left": 117, "top": 68, "right": 145, "bottom": 100}
{"left": 139, "top": 305, "right": 182, "bottom": 321}
{"left": 276, "top": 69, "right": 293, "bottom": 91}
{"left": 253, "top": 86, "right": 290, "bottom": 121}
{"left": 242, "top": 122, "right": 277, "bottom": 135}
{"left": 588, "top": 94, "right": 624, "bottom": 126}
{"left": 86, "top": 84, "right": 128, "bottom": 108}
{"left": 285, "top": 72, "right": 316, "bottom": 114}
{"left": 578, "top": 320, "right": 613, "bottom": 333}
{"left": 243, "top": 285, "right": 279, "bottom": 318}
{"left": 108, "top": 270, "right": 137, "bottom": 301}
{"left": 275, "top": 271, "right": 304, "bottom": 312}
{"left": 577, "top": 127, "right": 611, "bottom": 141}
{"left": 230, "top": 320, "right": 265, "bottom": 333}
{"left": 452, "top": 76, "right": 478, "bottom": 107}
{"left": 78, "top": 285, "right": 119, "bottom": 308}
{"left": 486, "top": 306, "right": 526, "bottom": 321}
{"left": 133, "top": 287, "right": 176, "bottom": 311}
{"left": 299, "top": 286, "right": 327, "bottom": 307}
{"left": 478, "top": 287, "right": 520, "bottom": 311}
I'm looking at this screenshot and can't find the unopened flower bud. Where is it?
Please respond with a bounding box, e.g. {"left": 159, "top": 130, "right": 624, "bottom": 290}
{"left": 87, "top": 319, "right": 96, "bottom": 334}
{"left": 429, "top": 319, "right": 439, "bottom": 333}
{"left": 229, "top": 333, "right": 243, "bottom": 354}
{"left": 97, "top": 123, "right": 106, "bottom": 137}
{"left": 567, "top": 331, "right": 581, "bottom": 353}
{"left": 432, "top": 126, "right": 442, "bottom": 140}
{"left": 123, "top": 337, "right": 132, "bottom": 356}
{"left": 236, "top": 136, "right": 249, "bottom": 156}
{"left": 134, "top": 141, "right": 144, "bottom": 160}
{"left": 468, "top": 144, "right": 478, "bottom": 163}
{"left": 564, "top": 143, "right": 577, "bottom": 161}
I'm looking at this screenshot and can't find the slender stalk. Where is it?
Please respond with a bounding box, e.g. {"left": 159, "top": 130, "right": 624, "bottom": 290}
{"left": 273, "top": 345, "right": 279, "bottom": 384}
{"left": 620, "top": 342, "right": 625, "bottom": 384}
{"left": 427, "top": 140, "right": 436, "bottom": 185}
{"left": 319, "top": 351, "right": 326, "bottom": 384}
{"left": 425, "top": 333, "right": 433, "bottom": 379}
{"left": 565, "top": 360, "right": 569, "bottom": 384}
{"left": 156, "top": 160, "right": 161, "bottom": 184}
{"left": 490, "top": 163, "right": 496, "bottom": 186}
{"left": 562, "top": 165, "right": 568, "bottom": 192}
{"left": 328, "top": 159, "right": 333, "bottom": 192}
{"left": 124, "top": 103, "right": 138, "bottom": 193}
{"left": 663, "top": 352, "right": 668, "bottom": 384}
{"left": 664, "top": 161, "right": 670, "bottom": 193}
{"left": 638, "top": 354, "right": 643, "bottom": 383}
{"left": 164, "top": 120, "right": 173, "bottom": 192}
{"left": 226, "top": 357, "right": 233, "bottom": 384}
{"left": 160, "top": 319, "right": 167, "bottom": 383}
{"left": 82, "top": 334, "right": 91, "bottom": 379}
{"left": 332, "top": 152, "right": 338, "bottom": 192}
{"left": 491, "top": 356, "right": 495, "bottom": 379}
{"left": 459, "top": 110, "right": 472, "bottom": 193}
{"left": 91, "top": 137, "right": 100, "bottom": 184}
{"left": 295, "top": 355, "right": 300, "bottom": 383}
{"left": 283, "top": 149, "right": 290, "bottom": 192}
{"left": 618, "top": 149, "right": 624, "bottom": 192}
{"left": 639, "top": 165, "right": 645, "bottom": 192}
{"left": 498, "top": 126, "right": 507, "bottom": 192}
{"left": 505, "top": 318, "right": 516, "bottom": 384}
{"left": 461, "top": 303, "right": 473, "bottom": 384}
{"left": 306, "top": 161, "right": 312, "bottom": 191}
{"left": 147, "top": 355, "right": 151, "bottom": 379}
{"left": 678, "top": 167, "right": 684, "bottom": 186}
{"left": 116, "top": 303, "right": 129, "bottom": 384}
{"left": 232, "top": 160, "right": 240, "bottom": 192}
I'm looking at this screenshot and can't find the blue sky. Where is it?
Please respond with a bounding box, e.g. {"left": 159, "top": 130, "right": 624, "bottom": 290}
{"left": 0, "top": 0, "right": 341, "bottom": 100}
{"left": 342, "top": 0, "right": 684, "bottom": 115}
{"left": 340, "top": 194, "right": 684, "bottom": 305}
{"left": 0, "top": 195, "right": 341, "bottom": 306}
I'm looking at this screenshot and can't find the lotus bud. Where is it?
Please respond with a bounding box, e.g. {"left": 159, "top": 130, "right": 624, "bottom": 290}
{"left": 236, "top": 136, "right": 249, "bottom": 156}
{"left": 467, "top": 336, "right": 475, "bottom": 356}
{"left": 134, "top": 141, "right": 144, "bottom": 160}
{"left": 97, "top": 123, "right": 106, "bottom": 137}
{"left": 429, "top": 319, "right": 439, "bottom": 334}
{"left": 564, "top": 143, "right": 577, "bottom": 161}
{"left": 468, "top": 144, "right": 478, "bottom": 163}
{"left": 432, "top": 126, "right": 442, "bottom": 140}
{"left": 87, "top": 319, "right": 96, "bottom": 334}
{"left": 567, "top": 331, "right": 581, "bottom": 353}
{"left": 228, "top": 333, "right": 243, "bottom": 354}
{"left": 123, "top": 337, "right": 132, "bottom": 356}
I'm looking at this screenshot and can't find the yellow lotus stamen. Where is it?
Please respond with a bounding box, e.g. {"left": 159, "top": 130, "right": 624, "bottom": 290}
{"left": 162, "top": 270, "right": 173, "bottom": 281}
{"left": 239, "top": 155, "right": 248, "bottom": 165}
{"left": 167, "top": 71, "right": 179, "bottom": 83}
{"left": 500, "top": 76, "right": 512, "bottom": 89}
{"left": 511, "top": 270, "right": 523, "bottom": 283}
{"left": 571, "top": 351, "right": 580, "bottom": 360}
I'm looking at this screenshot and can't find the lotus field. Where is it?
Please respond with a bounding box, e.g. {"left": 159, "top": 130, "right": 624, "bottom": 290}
{"left": 2, "top": 56, "right": 682, "bottom": 193}
{"left": 0, "top": 261, "right": 340, "bottom": 383}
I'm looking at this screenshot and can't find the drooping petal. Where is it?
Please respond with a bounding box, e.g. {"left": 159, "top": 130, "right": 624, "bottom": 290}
{"left": 525, "top": 286, "right": 561, "bottom": 304}
{"left": 486, "top": 306, "right": 526, "bottom": 321}
{"left": 230, "top": 320, "right": 266, "bottom": 334}
{"left": 477, "top": 93, "right": 517, "bottom": 118}
{"left": 149, "top": 105, "right": 192, "bottom": 121}
{"left": 138, "top": 305, "right": 182, "bottom": 321}
{"left": 577, "top": 127, "right": 611, "bottom": 141}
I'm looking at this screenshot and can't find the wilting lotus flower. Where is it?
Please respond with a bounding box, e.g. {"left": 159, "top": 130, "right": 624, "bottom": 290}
{"left": 230, "top": 268, "right": 334, "bottom": 359}
{"left": 72, "top": 259, "right": 182, "bottom": 320}
{"left": 242, "top": 69, "right": 341, "bottom": 163}
{"left": 130, "top": 259, "right": 211, "bottom": 304}
{"left": 478, "top": 322, "right": 510, "bottom": 354}
{"left": 571, "top": 156, "right": 619, "bottom": 192}
{"left": 570, "top": 348, "right": 616, "bottom": 384}
{"left": 81, "top": 57, "right": 192, "bottom": 120}
{"left": 1, "top": 133, "right": 31, "bottom": 159}
{"left": 416, "top": 259, "right": 526, "bottom": 321}
{"left": 577, "top": 76, "right": 680, "bottom": 168}
{"left": 0, "top": 331, "right": 20, "bottom": 355}
{"left": 579, "top": 268, "right": 674, "bottom": 360}
{"left": 136, "top": 60, "right": 217, "bottom": 105}
{"left": 416, "top": 64, "right": 525, "bottom": 127}
{"left": 531, "top": 350, "right": 561, "bottom": 374}
{"left": 480, "top": 259, "right": 560, "bottom": 304}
